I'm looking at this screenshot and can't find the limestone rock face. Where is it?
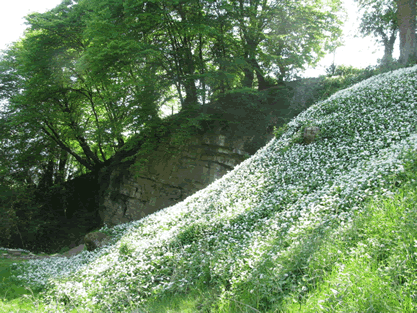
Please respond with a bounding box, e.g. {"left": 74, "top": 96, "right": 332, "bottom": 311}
{"left": 84, "top": 231, "right": 110, "bottom": 251}
{"left": 99, "top": 132, "right": 252, "bottom": 226}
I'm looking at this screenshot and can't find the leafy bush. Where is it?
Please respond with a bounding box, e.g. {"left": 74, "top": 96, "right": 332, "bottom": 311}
{"left": 273, "top": 124, "right": 289, "bottom": 140}
{"left": 301, "top": 61, "right": 409, "bottom": 111}
{"left": 326, "top": 64, "right": 363, "bottom": 77}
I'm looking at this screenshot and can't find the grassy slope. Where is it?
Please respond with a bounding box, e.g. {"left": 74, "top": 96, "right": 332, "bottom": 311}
{"left": 3, "top": 65, "right": 417, "bottom": 312}
{"left": 0, "top": 256, "right": 47, "bottom": 312}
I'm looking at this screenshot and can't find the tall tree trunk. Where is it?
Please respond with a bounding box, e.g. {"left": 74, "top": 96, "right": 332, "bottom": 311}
{"left": 277, "top": 65, "right": 287, "bottom": 84}
{"left": 38, "top": 159, "right": 54, "bottom": 190}
{"left": 42, "top": 124, "right": 96, "bottom": 171}
{"left": 182, "top": 76, "right": 198, "bottom": 110}
{"left": 242, "top": 66, "right": 254, "bottom": 88}
{"left": 251, "top": 59, "right": 269, "bottom": 91}
{"left": 198, "top": 34, "right": 206, "bottom": 105}
{"left": 242, "top": 38, "right": 258, "bottom": 88}
{"left": 56, "top": 149, "right": 68, "bottom": 184}
{"left": 179, "top": 43, "right": 198, "bottom": 111}
{"left": 381, "top": 30, "right": 397, "bottom": 65}
{"left": 397, "top": 0, "right": 417, "bottom": 65}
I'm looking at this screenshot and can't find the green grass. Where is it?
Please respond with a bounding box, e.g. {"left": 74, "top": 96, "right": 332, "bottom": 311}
{"left": 284, "top": 183, "right": 417, "bottom": 312}
{"left": 3, "top": 64, "right": 417, "bottom": 312}
{"left": 0, "top": 257, "right": 46, "bottom": 312}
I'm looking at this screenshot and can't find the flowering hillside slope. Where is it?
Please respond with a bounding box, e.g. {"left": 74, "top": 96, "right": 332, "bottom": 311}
{"left": 13, "top": 65, "right": 417, "bottom": 312}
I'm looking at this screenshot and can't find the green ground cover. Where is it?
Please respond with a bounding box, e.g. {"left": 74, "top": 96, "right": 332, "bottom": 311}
{"left": 2, "top": 64, "right": 417, "bottom": 312}
{"left": 0, "top": 257, "right": 46, "bottom": 312}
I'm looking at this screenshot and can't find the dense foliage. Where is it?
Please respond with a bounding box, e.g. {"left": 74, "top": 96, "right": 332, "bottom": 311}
{"left": 355, "top": 0, "right": 398, "bottom": 66}
{"left": 2, "top": 1, "right": 417, "bottom": 311}
{"left": 7, "top": 63, "right": 417, "bottom": 312}
{"left": 0, "top": 0, "right": 344, "bottom": 185}
{"left": 0, "top": 0, "right": 346, "bottom": 252}
{"left": 0, "top": 58, "right": 407, "bottom": 254}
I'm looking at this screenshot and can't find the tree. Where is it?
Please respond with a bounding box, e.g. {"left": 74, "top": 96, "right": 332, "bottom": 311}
{"left": 355, "top": 0, "right": 398, "bottom": 66}
{"left": 265, "top": 0, "right": 345, "bottom": 83}
{"left": 0, "top": 0, "right": 346, "bottom": 183}
{"left": 85, "top": 0, "right": 220, "bottom": 111}
{"left": 224, "top": 0, "right": 345, "bottom": 88}
{"left": 397, "top": 0, "right": 416, "bottom": 64}
{"left": 1, "top": 2, "right": 105, "bottom": 172}
{"left": 222, "top": 0, "right": 274, "bottom": 89}
{"left": 0, "top": 0, "right": 167, "bottom": 173}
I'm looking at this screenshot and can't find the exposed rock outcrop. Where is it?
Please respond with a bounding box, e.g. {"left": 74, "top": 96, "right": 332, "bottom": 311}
{"left": 84, "top": 231, "right": 111, "bottom": 251}
{"left": 304, "top": 126, "right": 320, "bottom": 144}
{"left": 99, "top": 132, "right": 252, "bottom": 226}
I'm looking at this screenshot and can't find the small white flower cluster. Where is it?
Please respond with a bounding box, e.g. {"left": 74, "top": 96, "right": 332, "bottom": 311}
{"left": 0, "top": 247, "right": 31, "bottom": 253}
{"left": 12, "top": 65, "right": 417, "bottom": 311}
